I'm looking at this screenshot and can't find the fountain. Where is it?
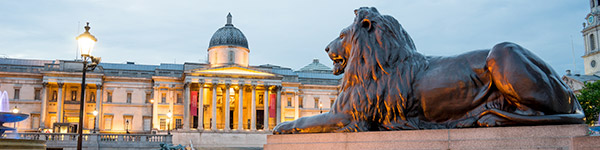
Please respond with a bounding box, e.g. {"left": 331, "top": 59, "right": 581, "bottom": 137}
{"left": 0, "top": 91, "right": 29, "bottom": 136}
{"left": 0, "top": 91, "right": 45, "bottom": 149}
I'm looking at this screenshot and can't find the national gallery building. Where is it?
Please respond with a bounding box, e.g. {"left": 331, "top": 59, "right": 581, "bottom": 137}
{"left": 0, "top": 14, "right": 340, "bottom": 147}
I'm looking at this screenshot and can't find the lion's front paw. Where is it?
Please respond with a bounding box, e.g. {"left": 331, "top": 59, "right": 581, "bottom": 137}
{"left": 477, "top": 113, "right": 509, "bottom": 127}
{"left": 273, "top": 121, "right": 299, "bottom": 134}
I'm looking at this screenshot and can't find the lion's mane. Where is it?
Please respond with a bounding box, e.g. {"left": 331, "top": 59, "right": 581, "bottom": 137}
{"left": 336, "top": 7, "right": 429, "bottom": 130}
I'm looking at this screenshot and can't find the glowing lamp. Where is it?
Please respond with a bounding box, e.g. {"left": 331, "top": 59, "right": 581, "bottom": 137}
{"left": 76, "top": 22, "right": 97, "bottom": 57}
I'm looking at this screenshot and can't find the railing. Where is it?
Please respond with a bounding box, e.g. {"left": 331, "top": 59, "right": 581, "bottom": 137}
{"left": 3, "top": 133, "right": 172, "bottom": 149}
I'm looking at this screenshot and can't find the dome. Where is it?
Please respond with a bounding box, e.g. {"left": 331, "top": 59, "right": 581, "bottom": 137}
{"left": 208, "top": 13, "right": 249, "bottom": 49}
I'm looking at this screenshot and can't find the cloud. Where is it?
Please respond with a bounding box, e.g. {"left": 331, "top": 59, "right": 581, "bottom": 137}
{"left": 0, "top": 0, "right": 588, "bottom": 75}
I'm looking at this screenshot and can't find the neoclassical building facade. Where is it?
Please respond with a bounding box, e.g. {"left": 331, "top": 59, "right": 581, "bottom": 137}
{"left": 0, "top": 13, "right": 340, "bottom": 141}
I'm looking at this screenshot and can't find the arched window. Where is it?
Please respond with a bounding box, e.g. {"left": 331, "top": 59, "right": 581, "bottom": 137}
{"left": 591, "top": 34, "right": 596, "bottom": 51}
{"left": 597, "top": 0, "right": 600, "bottom": 6}
{"left": 229, "top": 51, "right": 235, "bottom": 64}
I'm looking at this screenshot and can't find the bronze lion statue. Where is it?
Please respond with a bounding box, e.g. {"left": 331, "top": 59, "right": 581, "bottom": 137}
{"left": 274, "top": 7, "right": 584, "bottom": 134}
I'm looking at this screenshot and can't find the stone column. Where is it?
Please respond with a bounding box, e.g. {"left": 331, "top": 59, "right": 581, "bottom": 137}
{"left": 57, "top": 82, "right": 64, "bottom": 123}
{"left": 40, "top": 82, "right": 48, "bottom": 129}
{"left": 95, "top": 84, "right": 102, "bottom": 132}
{"left": 211, "top": 81, "right": 218, "bottom": 130}
{"left": 183, "top": 82, "right": 190, "bottom": 131}
{"left": 197, "top": 82, "right": 204, "bottom": 130}
{"left": 152, "top": 86, "right": 159, "bottom": 129}
{"left": 294, "top": 93, "right": 299, "bottom": 120}
{"left": 224, "top": 83, "right": 231, "bottom": 131}
{"left": 251, "top": 84, "right": 256, "bottom": 131}
{"left": 276, "top": 86, "right": 282, "bottom": 124}
{"left": 263, "top": 84, "right": 269, "bottom": 131}
{"left": 237, "top": 83, "right": 244, "bottom": 131}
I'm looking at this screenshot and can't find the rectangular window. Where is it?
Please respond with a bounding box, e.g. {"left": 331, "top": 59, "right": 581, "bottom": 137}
{"left": 146, "top": 93, "right": 152, "bottom": 103}
{"left": 258, "top": 95, "right": 264, "bottom": 105}
{"left": 71, "top": 90, "right": 77, "bottom": 101}
{"left": 107, "top": 92, "right": 113, "bottom": 103}
{"left": 14, "top": 89, "right": 20, "bottom": 100}
{"left": 50, "top": 116, "right": 56, "bottom": 126}
{"left": 299, "top": 97, "right": 303, "bottom": 108}
{"left": 104, "top": 116, "right": 113, "bottom": 130}
{"left": 51, "top": 90, "right": 57, "bottom": 102}
{"left": 143, "top": 117, "right": 152, "bottom": 131}
{"left": 34, "top": 89, "right": 41, "bottom": 100}
{"left": 123, "top": 116, "right": 132, "bottom": 131}
{"left": 314, "top": 98, "right": 319, "bottom": 108}
{"left": 160, "top": 118, "right": 166, "bottom": 130}
{"left": 161, "top": 93, "right": 166, "bottom": 103}
{"left": 31, "top": 114, "right": 40, "bottom": 129}
{"left": 176, "top": 93, "right": 182, "bottom": 104}
{"left": 287, "top": 97, "right": 292, "bottom": 107}
{"left": 88, "top": 116, "right": 95, "bottom": 129}
{"left": 126, "top": 93, "right": 132, "bottom": 103}
{"left": 175, "top": 118, "right": 182, "bottom": 129}
{"left": 90, "top": 92, "right": 95, "bottom": 102}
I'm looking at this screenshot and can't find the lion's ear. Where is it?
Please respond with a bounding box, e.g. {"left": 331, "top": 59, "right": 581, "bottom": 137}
{"left": 361, "top": 19, "right": 373, "bottom": 31}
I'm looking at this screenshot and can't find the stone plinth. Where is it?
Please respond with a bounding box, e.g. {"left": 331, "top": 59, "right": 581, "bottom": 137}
{"left": 265, "top": 124, "right": 596, "bottom": 150}
{"left": 0, "top": 139, "right": 46, "bottom": 150}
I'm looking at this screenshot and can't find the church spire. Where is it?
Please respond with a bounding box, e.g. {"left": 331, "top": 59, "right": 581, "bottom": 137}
{"left": 226, "top": 12, "right": 233, "bottom": 26}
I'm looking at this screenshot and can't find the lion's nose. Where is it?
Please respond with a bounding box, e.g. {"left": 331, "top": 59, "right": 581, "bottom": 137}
{"left": 325, "top": 47, "right": 330, "bottom": 53}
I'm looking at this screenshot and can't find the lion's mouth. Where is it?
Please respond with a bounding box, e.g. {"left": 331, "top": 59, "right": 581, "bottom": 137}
{"left": 331, "top": 57, "right": 346, "bottom": 75}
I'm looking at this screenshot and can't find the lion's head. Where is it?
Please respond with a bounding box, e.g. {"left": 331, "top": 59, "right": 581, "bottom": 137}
{"left": 325, "top": 7, "right": 427, "bottom": 126}
{"left": 326, "top": 7, "right": 419, "bottom": 78}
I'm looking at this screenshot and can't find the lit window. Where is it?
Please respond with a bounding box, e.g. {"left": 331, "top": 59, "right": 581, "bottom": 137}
{"left": 90, "top": 92, "right": 95, "bottom": 102}
{"left": 71, "top": 90, "right": 77, "bottom": 101}
{"left": 146, "top": 93, "right": 152, "bottom": 103}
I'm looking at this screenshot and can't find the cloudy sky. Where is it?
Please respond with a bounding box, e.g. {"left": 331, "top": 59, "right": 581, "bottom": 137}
{"left": 0, "top": 0, "right": 589, "bottom": 75}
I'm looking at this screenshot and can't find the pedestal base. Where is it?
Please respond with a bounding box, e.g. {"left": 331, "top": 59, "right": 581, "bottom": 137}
{"left": 0, "top": 138, "right": 46, "bottom": 150}
{"left": 265, "top": 124, "right": 596, "bottom": 150}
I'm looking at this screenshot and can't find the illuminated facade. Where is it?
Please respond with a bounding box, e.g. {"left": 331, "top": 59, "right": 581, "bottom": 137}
{"left": 0, "top": 13, "right": 340, "bottom": 147}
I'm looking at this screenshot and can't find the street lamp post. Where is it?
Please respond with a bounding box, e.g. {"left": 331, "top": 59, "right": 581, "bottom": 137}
{"left": 125, "top": 120, "right": 130, "bottom": 134}
{"left": 12, "top": 106, "right": 19, "bottom": 129}
{"left": 167, "top": 111, "right": 172, "bottom": 135}
{"left": 319, "top": 102, "right": 323, "bottom": 114}
{"left": 92, "top": 110, "right": 98, "bottom": 133}
{"left": 76, "top": 22, "right": 100, "bottom": 150}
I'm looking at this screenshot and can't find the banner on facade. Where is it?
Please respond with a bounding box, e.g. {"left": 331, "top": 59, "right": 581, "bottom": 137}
{"left": 191, "top": 91, "right": 198, "bottom": 116}
{"left": 269, "top": 94, "right": 276, "bottom": 117}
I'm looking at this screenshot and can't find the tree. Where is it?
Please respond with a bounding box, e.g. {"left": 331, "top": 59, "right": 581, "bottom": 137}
{"left": 577, "top": 81, "right": 600, "bottom": 125}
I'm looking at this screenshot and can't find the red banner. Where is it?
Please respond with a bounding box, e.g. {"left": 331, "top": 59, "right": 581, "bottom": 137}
{"left": 269, "top": 94, "right": 276, "bottom": 118}
{"left": 191, "top": 91, "right": 198, "bottom": 116}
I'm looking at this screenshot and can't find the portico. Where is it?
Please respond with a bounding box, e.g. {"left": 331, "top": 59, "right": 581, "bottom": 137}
{"left": 182, "top": 66, "right": 282, "bottom": 132}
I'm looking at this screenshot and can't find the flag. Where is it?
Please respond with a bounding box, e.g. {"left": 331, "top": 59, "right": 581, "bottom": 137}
{"left": 191, "top": 91, "right": 198, "bottom": 116}
{"left": 269, "top": 94, "right": 276, "bottom": 117}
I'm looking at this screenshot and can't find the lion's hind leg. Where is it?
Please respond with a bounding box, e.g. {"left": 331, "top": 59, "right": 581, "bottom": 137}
{"left": 486, "top": 42, "right": 581, "bottom": 115}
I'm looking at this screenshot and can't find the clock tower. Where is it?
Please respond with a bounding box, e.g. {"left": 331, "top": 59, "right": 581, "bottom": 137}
{"left": 583, "top": 0, "right": 600, "bottom": 75}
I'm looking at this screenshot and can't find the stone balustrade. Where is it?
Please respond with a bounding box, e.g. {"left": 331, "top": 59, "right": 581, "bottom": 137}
{"left": 3, "top": 133, "right": 172, "bottom": 150}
